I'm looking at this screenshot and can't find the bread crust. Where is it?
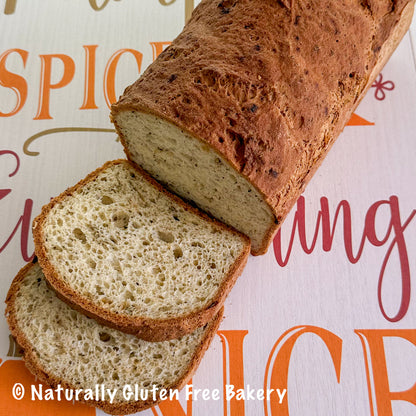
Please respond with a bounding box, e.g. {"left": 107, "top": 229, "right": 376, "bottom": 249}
{"left": 111, "top": 0, "right": 415, "bottom": 255}
{"left": 32, "top": 159, "right": 249, "bottom": 341}
{"left": 5, "top": 262, "right": 224, "bottom": 415}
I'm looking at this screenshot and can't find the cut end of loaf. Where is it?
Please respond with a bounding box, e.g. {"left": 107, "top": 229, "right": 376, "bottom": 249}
{"left": 113, "top": 110, "right": 276, "bottom": 254}
{"left": 5, "top": 263, "right": 222, "bottom": 414}
{"left": 33, "top": 160, "right": 249, "bottom": 339}
{"left": 110, "top": 0, "right": 416, "bottom": 257}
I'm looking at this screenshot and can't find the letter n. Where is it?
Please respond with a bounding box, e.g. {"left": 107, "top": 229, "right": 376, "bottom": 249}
{"left": 153, "top": 330, "right": 247, "bottom": 415}
{"left": 151, "top": 381, "right": 193, "bottom": 416}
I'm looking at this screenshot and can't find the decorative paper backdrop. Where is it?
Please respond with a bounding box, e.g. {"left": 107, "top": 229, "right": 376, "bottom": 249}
{"left": 1, "top": 1, "right": 416, "bottom": 415}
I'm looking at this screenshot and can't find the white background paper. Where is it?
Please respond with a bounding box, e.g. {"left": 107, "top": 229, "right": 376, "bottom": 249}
{"left": 1, "top": 1, "right": 416, "bottom": 415}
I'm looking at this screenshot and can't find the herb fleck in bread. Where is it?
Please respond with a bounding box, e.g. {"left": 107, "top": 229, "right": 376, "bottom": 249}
{"left": 111, "top": 0, "right": 415, "bottom": 255}
{"left": 5, "top": 262, "right": 222, "bottom": 415}
{"left": 33, "top": 160, "right": 249, "bottom": 341}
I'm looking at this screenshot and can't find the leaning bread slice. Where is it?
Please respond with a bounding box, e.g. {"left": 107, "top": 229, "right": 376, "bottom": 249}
{"left": 33, "top": 159, "right": 249, "bottom": 341}
{"left": 5, "top": 262, "right": 222, "bottom": 415}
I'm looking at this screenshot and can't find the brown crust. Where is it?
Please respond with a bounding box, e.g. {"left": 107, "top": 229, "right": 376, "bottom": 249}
{"left": 5, "top": 262, "right": 224, "bottom": 415}
{"left": 111, "top": 0, "right": 415, "bottom": 255}
{"left": 32, "top": 159, "right": 250, "bottom": 341}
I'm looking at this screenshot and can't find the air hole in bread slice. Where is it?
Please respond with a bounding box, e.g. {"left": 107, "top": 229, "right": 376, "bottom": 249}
{"left": 95, "top": 285, "right": 104, "bottom": 295}
{"left": 99, "top": 332, "right": 111, "bottom": 342}
{"left": 86, "top": 258, "right": 96, "bottom": 269}
{"left": 101, "top": 195, "right": 114, "bottom": 205}
{"left": 73, "top": 228, "right": 87, "bottom": 243}
{"left": 173, "top": 247, "right": 183, "bottom": 259}
{"left": 125, "top": 291, "right": 135, "bottom": 301}
{"left": 157, "top": 230, "right": 174, "bottom": 243}
{"left": 191, "top": 241, "right": 205, "bottom": 248}
{"left": 112, "top": 260, "right": 122, "bottom": 273}
{"left": 112, "top": 212, "right": 130, "bottom": 229}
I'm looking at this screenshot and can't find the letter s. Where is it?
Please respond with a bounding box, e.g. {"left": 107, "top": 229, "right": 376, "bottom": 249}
{"left": 0, "top": 49, "right": 28, "bottom": 117}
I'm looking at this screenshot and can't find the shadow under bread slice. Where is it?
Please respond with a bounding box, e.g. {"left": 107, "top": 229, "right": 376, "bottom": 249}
{"left": 5, "top": 262, "right": 223, "bottom": 415}
{"left": 33, "top": 159, "right": 249, "bottom": 341}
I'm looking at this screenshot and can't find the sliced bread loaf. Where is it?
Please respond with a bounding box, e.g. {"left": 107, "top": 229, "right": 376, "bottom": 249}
{"left": 5, "top": 262, "right": 222, "bottom": 415}
{"left": 111, "top": 0, "right": 415, "bottom": 255}
{"left": 33, "top": 159, "right": 249, "bottom": 341}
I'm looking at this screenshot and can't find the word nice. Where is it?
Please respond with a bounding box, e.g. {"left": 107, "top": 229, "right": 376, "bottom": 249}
{"left": 273, "top": 195, "right": 416, "bottom": 322}
{"left": 3, "top": 328, "right": 416, "bottom": 416}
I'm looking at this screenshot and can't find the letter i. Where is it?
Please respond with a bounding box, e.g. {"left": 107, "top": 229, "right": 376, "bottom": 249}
{"left": 80, "top": 45, "right": 98, "bottom": 110}
{"left": 218, "top": 330, "right": 248, "bottom": 416}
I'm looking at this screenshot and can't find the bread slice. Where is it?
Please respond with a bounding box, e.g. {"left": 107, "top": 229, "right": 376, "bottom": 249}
{"left": 111, "top": 0, "right": 415, "bottom": 255}
{"left": 33, "top": 159, "right": 249, "bottom": 341}
{"left": 5, "top": 262, "right": 222, "bottom": 415}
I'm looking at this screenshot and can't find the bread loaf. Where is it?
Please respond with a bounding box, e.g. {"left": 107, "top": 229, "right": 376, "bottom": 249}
{"left": 111, "top": 0, "right": 415, "bottom": 254}
{"left": 5, "top": 262, "right": 222, "bottom": 415}
{"left": 33, "top": 160, "right": 249, "bottom": 341}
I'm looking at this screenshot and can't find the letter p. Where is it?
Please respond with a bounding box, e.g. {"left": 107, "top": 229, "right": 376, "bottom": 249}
{"left": 34, "top": 54, "right": 75, "bottom": 120}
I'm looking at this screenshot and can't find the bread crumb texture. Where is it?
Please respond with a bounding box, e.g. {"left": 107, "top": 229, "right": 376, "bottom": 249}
{"left": 117, "top": 110, "right": 275, "bottom": 253}
{"left": 42, "top": 162, "right": 245, "bottom": 319}
{"left": 13, "top": 264, "right": 209, "bottom": 405}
